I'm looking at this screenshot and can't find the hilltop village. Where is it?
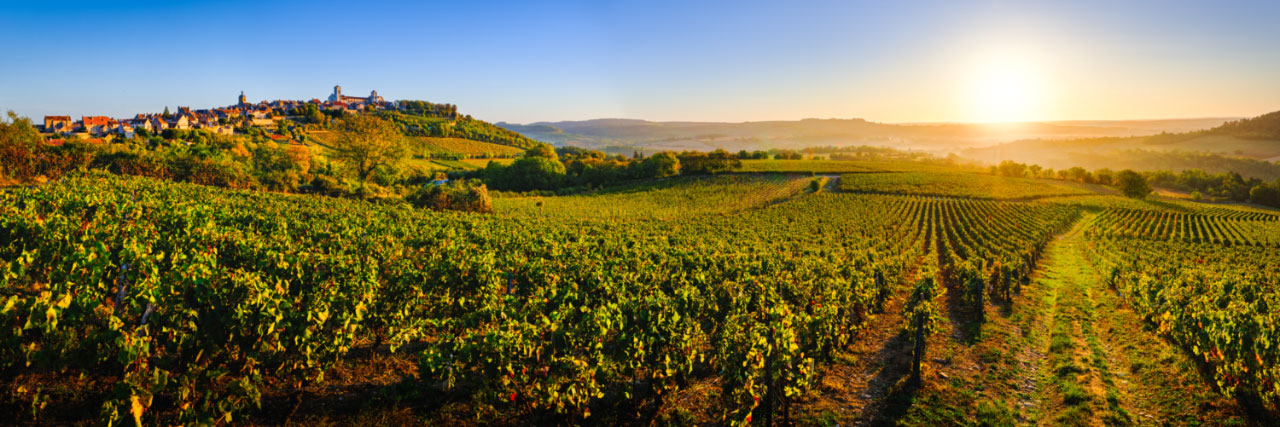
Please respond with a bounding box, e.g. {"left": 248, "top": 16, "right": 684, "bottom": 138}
{"left": 38, "top": 85, "right": 393, "bottom": 141}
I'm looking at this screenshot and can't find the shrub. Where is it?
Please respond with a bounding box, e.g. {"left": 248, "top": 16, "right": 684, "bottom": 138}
{"left": 406, "top": 180, "right": 492, "bottom": 213}
{"left": 168, "top": 156, "right": 257, "bottom": 190}
{"left": 94, "top": 151, "right": 172, "bottom": 180}
{"left": 309, "top": 175, "right": 345, "bottom": 196}
{"left": 1116, "top": 170, "right": 1151, "bottom": 199}
{"left": 259, "top": 170, "right": 301, "bottom": 192}
{"left": 488, "top": 156, "right": 565, "bottom": 191}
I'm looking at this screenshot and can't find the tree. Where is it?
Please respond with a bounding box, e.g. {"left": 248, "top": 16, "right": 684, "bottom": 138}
{"left": 491, "top": 156, "right": 565, "bottom": 191}
{"left": 328, "top": 115, "right": 406, "bottom": 194}
{"left": 1094, "top": 168, "right": 1114, "bottom": 186}
{"left": 640, "top": 151, "right": 679, "bottom": 178}
{"left": 1116, "top": 169, "right": 1151, "bottom": 199}
{"left": 524, "top": 143, "right": 558, "bottom": 160}
{"left": 1067, "top": 167, "right": 1093, "bottom": 183}
{"left": 996, "top": 160, "right": 1028, "bottom": 177}
{"left": 0, "top": 111, "right": 42, "bottom": 179}
{"left": 1249, "top": 184, "right": 1280, "bottom": 207}
{"left": 678, "top": 150, "right": 741, "bottom": 175}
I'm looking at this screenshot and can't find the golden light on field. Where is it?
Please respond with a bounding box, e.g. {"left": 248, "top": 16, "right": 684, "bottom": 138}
{"left": 962, "top": 52, "right": 1049, "bottom": 123}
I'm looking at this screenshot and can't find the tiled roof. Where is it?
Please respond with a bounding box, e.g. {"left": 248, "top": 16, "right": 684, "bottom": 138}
{"left": 82, "top": 116, "right": 111, "bottom": 126}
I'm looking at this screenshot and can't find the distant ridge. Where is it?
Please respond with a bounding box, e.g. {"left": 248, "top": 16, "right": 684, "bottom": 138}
{"left": 496, "top": 117, "right": 1239, "bottom": 154}
{"left": 1210, "top": 110, "right": 1280, "bottom": 139}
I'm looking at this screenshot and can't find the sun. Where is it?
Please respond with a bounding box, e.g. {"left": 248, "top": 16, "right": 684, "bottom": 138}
{"left": 964, "top": 56, "right": 1046, "bottom": 123}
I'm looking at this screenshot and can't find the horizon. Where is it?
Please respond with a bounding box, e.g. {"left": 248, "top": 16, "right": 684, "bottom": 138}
{"left": 2, "top": 1, "right": 1279, "bottom": 124}
{"left": 5, "top": 85, "right": 1265, "bottom": 127}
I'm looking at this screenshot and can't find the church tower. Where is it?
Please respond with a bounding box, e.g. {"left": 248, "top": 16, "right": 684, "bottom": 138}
{"left": 238, "top": 91, "right": 247, "bottom": 106}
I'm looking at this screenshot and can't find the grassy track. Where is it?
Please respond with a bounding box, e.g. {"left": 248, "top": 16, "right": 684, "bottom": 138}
{"left": 1027, "top": 217, "right": 1243, "bottom": 425}
{"left": 861, "top": 215, "right": 1247, "bottom": 426}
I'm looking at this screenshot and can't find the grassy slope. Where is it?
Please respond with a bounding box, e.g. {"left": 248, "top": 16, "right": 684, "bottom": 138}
{"left": 413, "top": 137, "right": 525, "bottom": 157}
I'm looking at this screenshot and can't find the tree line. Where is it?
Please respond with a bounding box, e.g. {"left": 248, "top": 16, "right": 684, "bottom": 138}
{"left": 991, "top": 159, "right": 1280, "bottom": 207}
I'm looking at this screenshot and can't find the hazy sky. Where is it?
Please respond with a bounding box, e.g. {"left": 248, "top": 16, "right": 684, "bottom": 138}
{"left": 2, "top": 0, "right": 1278, "bottom": 123}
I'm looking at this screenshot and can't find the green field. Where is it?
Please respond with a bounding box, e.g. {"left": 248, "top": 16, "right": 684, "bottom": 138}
{"left": 1, "top": 168, "right": 1274, "bottom": 425}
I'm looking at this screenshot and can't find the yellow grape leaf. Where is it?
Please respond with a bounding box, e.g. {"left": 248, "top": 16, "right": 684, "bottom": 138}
{"left": 130, "top": 395, "right": 145, "bottom": 426}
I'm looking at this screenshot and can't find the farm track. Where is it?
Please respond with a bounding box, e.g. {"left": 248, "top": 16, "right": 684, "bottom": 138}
{"left": 859, "top": 216, "right": 1250, "bottom": 425}
{"left": 1029, "top": 219, "right": 1132, "bottom": 426}
{"left": 1025, "top": 216, "right": 1244, "bottom": 426}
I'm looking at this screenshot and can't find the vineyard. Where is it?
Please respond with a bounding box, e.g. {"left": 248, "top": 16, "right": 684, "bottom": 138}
{"left": 492, "top": 175, "right": 817, "bottom": 221}
{"left": 1083, "top": 209, "right": 1280, "bottom": 412}
{"left": 414, "top": 137, "right": 527, "bottom": 158}
{"left": 0, "top": 169, "right": 1275, "bottom": 425}
{"left": 839, "top": 172, "right": 1095, "bottom": 200}
{"left": 734, "top": 160, "right": 879, "bottom": 174}
{"left": 1088, "top": 207, "right": 1280, "bottom": 246}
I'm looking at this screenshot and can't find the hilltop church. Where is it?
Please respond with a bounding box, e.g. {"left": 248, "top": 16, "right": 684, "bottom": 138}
{"left": 328, "top": 85, "right": 385, "bottom": 104}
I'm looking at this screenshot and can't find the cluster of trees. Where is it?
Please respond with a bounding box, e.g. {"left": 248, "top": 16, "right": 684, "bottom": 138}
{"left": 396, "top": 100, "right": 459, "bottom": 119}
{"left": 991, "top": 160, "right": 1157, "bottom": 198}
{"left": 724, "top": 149, "right": 803, "bottom": 160}
{"left": 1063, "top": 149, "right": 1280, "bottom": 181}
{"left": 994, "top": 160, "right": 1123, "bottom": 186}
{"left": 990, "top": 158, "right": 1280, "bottom": 206}
{"left": 285, "top": 103, "right": 343, "bottom": 127}
{"left": 1144, "top": 169, "right": 1257, "bottom": 201}
{"left": 476, "top": 146, "right": 746, "bottom": 192}
{"left": 812, "top": 145, "right": 945, "bottom": 163}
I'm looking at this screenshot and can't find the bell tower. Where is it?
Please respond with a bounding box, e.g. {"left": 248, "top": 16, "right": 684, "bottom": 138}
{"left": 334, "top": 84, "right": 342, "bottom": 99}
{"left": 238, "top": 91, "right": 247, "bottom": 106}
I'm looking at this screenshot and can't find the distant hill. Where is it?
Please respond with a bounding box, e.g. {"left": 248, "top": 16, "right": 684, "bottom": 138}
{"left": 962, "top": 110, "right": 1280, "bottom": 179}
{"left": 497, "top": 117, "right": 1236, "bottom": 155}
{"left": 1209, "top": 110, "right": 1280, "bottom": 140}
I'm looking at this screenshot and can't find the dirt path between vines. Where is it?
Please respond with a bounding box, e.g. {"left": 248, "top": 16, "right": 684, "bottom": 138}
{"left": 1024, "top": 217, "right": 1243, "bottom": 426}
{"left": 790, "top": 286, "right": 914, "bottom": 425}
{"left": 837, "top": 215, "right": 1248, "bottom": 426}
{"left": 790, "top": 258, "right": 921, "bottom": 426}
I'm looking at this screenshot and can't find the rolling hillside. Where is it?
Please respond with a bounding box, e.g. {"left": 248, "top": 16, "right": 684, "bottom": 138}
{"left": 302, "top": 102, "right": 540, "bottom": 161}
{"left": 497, "top": 117, "right": 1236, "bottom": 154}
{"left": 963, "top": 109, "right": 1280, "bottom": 179}
{"left": 414, "top": 137, "right": 525, "bottom": 157}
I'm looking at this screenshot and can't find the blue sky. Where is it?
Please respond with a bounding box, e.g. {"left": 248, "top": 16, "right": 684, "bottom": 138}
{"left": 2, "top": 0, "right": 1278, "bottom": 123}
